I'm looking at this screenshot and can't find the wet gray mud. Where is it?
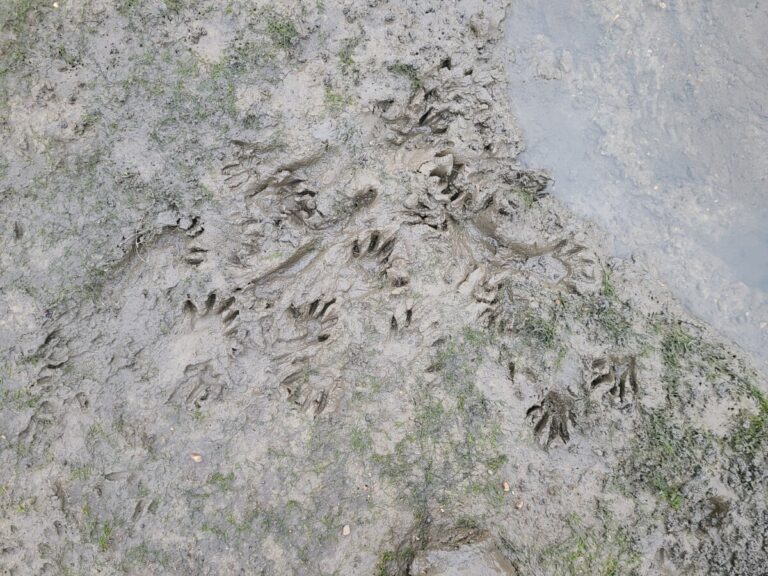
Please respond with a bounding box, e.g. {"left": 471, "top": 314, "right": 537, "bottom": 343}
{"left": 0, "top": 1, "right": 767, "bottom": 575}
{"left": 504, "top": 0, "right": 768, "bottom": 371}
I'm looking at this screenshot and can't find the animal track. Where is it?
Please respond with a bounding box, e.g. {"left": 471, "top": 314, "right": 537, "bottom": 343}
{"left": 459, "top": 266, "right": 510, "bottom": 325}
{"left": 280, "top": 186, "right": 323, "bottom": 229}
{"left": 166, "top": 361, "right": 224, "bottom": 411}
{"left": 386, "top": 256, "right": 410, "bottom": 288}
{"left": 271, "top": 296, "right": 340, "bottom": 416}
{"left": 351, "top": 228, "right": 404, "bottom": 286}
{"left": 403, "top": 152, "right": 475, "bottom": 230}
{"left": 285, "top": 296, "right": 339, "bottom": 345}
{"left": 183, "top": 292, "right": 241, "bottom": 339}
{"left": 31, "top": 330, "right": 69, "bottom": 368}
{"left": 29, "top": 330, "right": 70, "bottom": 386}
{"left": 279, "top": 366, "right": 332, "bottom": 417}
{"left": 501, "top": 168, "right": 550, "bottom": 208}
{"left": 247, "top": 169, "right": 326, "bottom": 229}
{"left": 552, "top": 241, "right": 599, "bottom": 293}
{"left": 389, "top": 299, "right": 414, "bottom": 332}
{"left": 526, "top": 390, "right": 578, "bottom": 448}
{"left": 17, "top": 400, "right": 61, "bottom": 457}
{"left": 351, "top": 228, "right": 397, "bottom": 262}
{"left": 179, "top": 215, "right": 204, "bottom": 237}
{"left": 403, "top": 192, "right": 449, "bottom": 231}
{"left": 584, "top": 356, "right": 638, "bottom": 406}
{"left": 515, "top": 239, "right": 599, "bottom": 293}
{"left": 377, "top": 71, "right": 462, "bottom": 144}
{"left": 184, "top": 245, "right": 209, "bottom": 266}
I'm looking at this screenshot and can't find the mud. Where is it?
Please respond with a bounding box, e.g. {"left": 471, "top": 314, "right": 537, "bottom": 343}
{"left": 1, "top": 1, "right": 766, "bottom": 575}
{"left": 504, "top": 0, "right": 768, "bottom": 371}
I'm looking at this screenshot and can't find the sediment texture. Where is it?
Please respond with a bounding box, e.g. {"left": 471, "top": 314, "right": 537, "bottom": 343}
{"left": 1, "top": 1, "right": 766, "bottom": 574}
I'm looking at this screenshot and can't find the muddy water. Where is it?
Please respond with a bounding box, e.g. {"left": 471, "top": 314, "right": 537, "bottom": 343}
{"left": 503, "top": 0, "right": 768, "bottom": 369}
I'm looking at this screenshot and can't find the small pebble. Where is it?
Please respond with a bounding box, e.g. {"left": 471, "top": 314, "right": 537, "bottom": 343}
{"left": 190, "top": 452, "right": 203, "bottom": 463}
{"left": 342, "top": 524, "right": 351, "bottom": 536}
{"left": 502, "top": 481, "right": 510, "bottom": 492}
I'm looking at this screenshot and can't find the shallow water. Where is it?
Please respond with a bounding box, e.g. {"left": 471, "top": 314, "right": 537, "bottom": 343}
{"left": 503, "top": 0, "right": 768, "bottom": 368}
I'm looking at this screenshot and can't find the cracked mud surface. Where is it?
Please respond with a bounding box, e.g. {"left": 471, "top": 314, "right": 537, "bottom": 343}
{"left": 1, "top": 1, "right": 767, "bottom": 575}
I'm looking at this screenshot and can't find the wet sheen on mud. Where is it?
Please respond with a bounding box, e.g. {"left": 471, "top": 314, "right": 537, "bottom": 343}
{"left": 503, "top": 0, "right": 768, "bottom": 368}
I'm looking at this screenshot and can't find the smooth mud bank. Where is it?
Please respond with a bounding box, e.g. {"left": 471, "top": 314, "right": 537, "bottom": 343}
{"left": 503, "top": 0, "right": 768, "bottom": 371}
{"left": 1, "top": 1, "right": 767, "bottom": 575}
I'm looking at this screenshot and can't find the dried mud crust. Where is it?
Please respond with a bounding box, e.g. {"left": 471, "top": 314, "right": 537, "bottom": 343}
{"left": 0, "top": 1, "right": 767, "bottom": 575}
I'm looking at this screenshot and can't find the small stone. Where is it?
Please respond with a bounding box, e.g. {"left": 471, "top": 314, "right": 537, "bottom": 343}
{"left": 190, "top": 452, "right": 203, "bottom": 463}
{"left": 502, "top": 481, "right": 510, "bottom": 493}
{"left": 342, "top": 524, "right": 351, "bottom": 536}
{"left": 515, "top": 498, "right": 524, "bottom": 510}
